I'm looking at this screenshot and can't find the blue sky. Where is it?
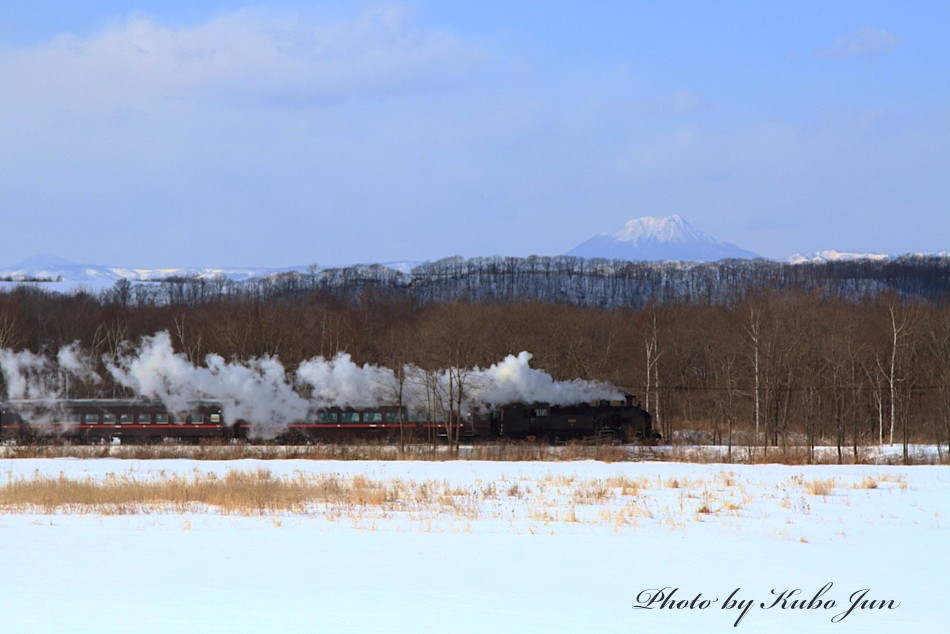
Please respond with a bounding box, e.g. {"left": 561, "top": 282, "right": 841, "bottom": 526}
{"left": 2, "top": 1, "right": 948, "bottom": 267}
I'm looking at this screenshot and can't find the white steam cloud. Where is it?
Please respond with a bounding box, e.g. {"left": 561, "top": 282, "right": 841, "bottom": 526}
{"left": 1, "top": 331, "right": 623, "bottom": 437}
{"left": 105, "top": 332, "right": 309, "bottom": 438}
{"left": 56, "top": 342, "right": 102, "bottom": 386}
{"left": 467, "top": 351, "right": 621, "bottom": 407}
{"left": 296, "top": 353, "right": 399, "bottom": 409}
{"left": 0, "top": 348, "right": 53, "bottom": 400}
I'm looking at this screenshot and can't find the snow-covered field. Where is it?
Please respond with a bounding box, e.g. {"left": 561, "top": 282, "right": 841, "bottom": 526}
{"left": 1, "top": 458, "right": 946, "bottom": 633}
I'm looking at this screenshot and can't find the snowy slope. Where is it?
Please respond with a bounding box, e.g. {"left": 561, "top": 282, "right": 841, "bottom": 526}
{"left": 0, "top": 254, "right": 285, "bottom": 290}
{"left": 5, "top": 240, "right": 949, "bottom": 294}
{"left": 0, "top": 458, "right": 945, "bottom": 633}
{"left": 566, "top": 215, "right": 760, "bottom": 262}
{"left": 0, "top": 255, "right": 422, "bottom": 292}
{"left": 787, "top": 250, "right": 891, "bottom": 264}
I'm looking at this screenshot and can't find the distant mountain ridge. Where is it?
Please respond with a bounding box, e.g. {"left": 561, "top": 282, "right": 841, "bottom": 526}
{"left": 5, "top": 252, "right": 950, "bottom": 309}
{"left": 0, "top": 254, "right": 288, "bottom": 288}
{"left": 2, "top": 219, "right": 945, "bottom": 293}
{"left": 0, "top": 255, "right": 421, "bottom": 292}
{"left": 786, "top": 250, "right": 891, "bottom": 264}
{"left": 566, "top": 215, "right": 760, "bottom": 262}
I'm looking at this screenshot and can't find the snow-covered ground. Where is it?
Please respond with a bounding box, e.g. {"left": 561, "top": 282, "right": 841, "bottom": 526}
{"left": 1, "top": 459, "right": 946, "bottom": 633}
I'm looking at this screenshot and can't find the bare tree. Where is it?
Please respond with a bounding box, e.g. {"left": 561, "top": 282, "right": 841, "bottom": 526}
{"left": 874, "top": 296, "right": 918, "bottom": 462}
{"left": 745, "top": 303, "right": 763, "bottom": 455}
{"left": 173, "top": 313, "right": 203, "bottom": 364}
{"left": 90, "top": 320, "right": 129, "bottom": 397}
{"left": 0, "top": 311, "right": 17, "bottom": 350}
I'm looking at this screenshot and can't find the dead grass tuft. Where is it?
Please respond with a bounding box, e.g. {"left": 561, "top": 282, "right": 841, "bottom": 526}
{"left": 804, "top": 477, "right": 836, "bottom": 496}
{"left": 605, "top": 476, "right": 646, "bottom": 496}
{"left": 3, "top": 440, "right": 947, "bottom": 465}
{"left": 0, "top": 470, "right": 432, "bottom": 516}
{"left": 570, "top": 481, "right": 611, "bottom": 504}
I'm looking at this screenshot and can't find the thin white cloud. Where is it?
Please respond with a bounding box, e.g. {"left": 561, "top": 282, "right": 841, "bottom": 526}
{"left": 0, "top": 5, "right": 487, "bottom": 111}
{"left": 816, "top": 27, "right": 899, "bottom": 59}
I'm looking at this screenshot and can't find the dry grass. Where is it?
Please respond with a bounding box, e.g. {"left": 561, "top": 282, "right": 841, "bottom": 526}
{"left": 852, "top": 473, "right": 908, "bottom": 491}
{"left": 570, "top": 481, "right": 612, "bottom": 504}
{"left": 1, "top": 440, "right": 947, "bottom": 465}
{"left": 804, "top": 477, "right": 837, "bottom": 496}
{"left": 468, "top": 442, "right": 632, "bottom": 463}
{"left": 0, "top": 442, "right": 426, "bottom": 462}
{"left": 0, "top": 440, "right": 639, "bottom": 463}
{"left": 661, "top": 443, "right": 949, "bottom": 466}
{"left": 718, "top": 471, "right": 738, "bottom": 487}
{"left": 0, "top": 470, "right": 480, "bottom": 516}
{"left": 0, "top": 468, "right": 675, "bottom": 523}
{"left": 605, "top": 476, "right": 647, "bottom": 496}
{"left": 0, "top": 465, "right": 920, "bottom": 537}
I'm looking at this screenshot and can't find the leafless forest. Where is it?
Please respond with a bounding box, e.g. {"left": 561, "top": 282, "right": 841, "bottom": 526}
{"left": 3, "top": 255, "right": 950, "bottom": 458}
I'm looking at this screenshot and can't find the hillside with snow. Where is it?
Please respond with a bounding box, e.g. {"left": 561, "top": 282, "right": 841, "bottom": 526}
{"left": 0, "top": 255, "right": 421, "bottom": 293}
{"left": 786, "top": 250, "right": 892, "bottom": 264}
{"left": 2, "top": 222, "right": 948, "bottom": 304}
{"left": 566, "top": 215, "right": 761, "bottom": 262}
{"left": 0, "top": 254, "right": 288, "bottom": 291}
{"left": 1, "top": 457, "right": 945, "bottom": 633}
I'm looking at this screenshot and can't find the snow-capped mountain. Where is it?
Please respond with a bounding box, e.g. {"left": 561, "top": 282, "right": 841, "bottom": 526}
{"left": 4, "top": 233, "right": 944, "bottom": 294}
{"left": 786, "top": 250, "right": 891, "bottom": 264}
{"left": 0, "top": 254, "right": 289, "bottom": 290}
{"left": 0, "top": 255, "right": 421, "bottom": 292}
{"left": 566, "top": 215, "right": 760, "bottom": 262}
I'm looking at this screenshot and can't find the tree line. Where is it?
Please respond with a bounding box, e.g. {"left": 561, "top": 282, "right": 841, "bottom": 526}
{"left": 91, "top": 254, "right": 950, "bottom": 309}
{"left": 2, "top": 278, "right": 950, "bottom": 460}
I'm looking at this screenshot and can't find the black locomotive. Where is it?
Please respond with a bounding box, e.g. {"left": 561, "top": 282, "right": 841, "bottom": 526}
{"left": 0, "top": 394, "right": 658, "bottom": 444}
{"left": 490, "top": 394, "right": 657, "bottom": 443}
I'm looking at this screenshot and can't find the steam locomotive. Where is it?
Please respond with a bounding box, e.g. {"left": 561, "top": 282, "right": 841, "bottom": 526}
{"left": 0, "top": 394, "right": 658, "bottom": 444}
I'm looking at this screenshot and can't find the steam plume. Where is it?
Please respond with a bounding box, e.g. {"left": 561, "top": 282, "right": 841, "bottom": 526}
{"left": 296, "top": 353, "right": 398, "bottom": 408}
{"left": 468, "top": 351, "right": 621, "bottom": 407}
{"left": 0, "top": 348, "right": 52, "bottom": 399}
{"left": 2, "top": 331, "right": 626, "bottom": 437}
{"left": 105, "top": 332, "right": 309, "bottom": 438}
